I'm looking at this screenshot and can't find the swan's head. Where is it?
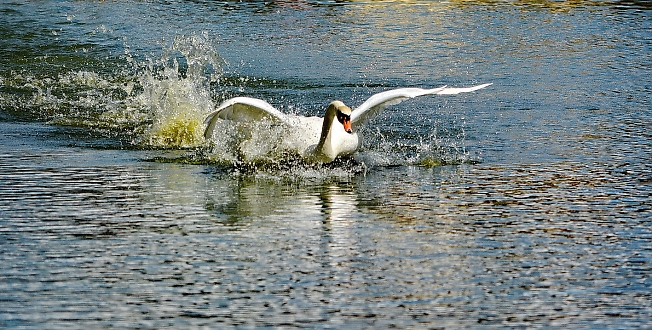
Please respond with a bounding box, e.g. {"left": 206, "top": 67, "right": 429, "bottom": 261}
{"left": 330, "top": 101, "right": 353, "bottom": 134}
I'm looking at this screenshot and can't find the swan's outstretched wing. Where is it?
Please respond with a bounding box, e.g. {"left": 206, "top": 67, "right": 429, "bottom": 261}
{"left": 350, "top": 83, "right": 492, "bottom": 126}
{"left": 204, "top": 97, "right": 293, "bottom": 139}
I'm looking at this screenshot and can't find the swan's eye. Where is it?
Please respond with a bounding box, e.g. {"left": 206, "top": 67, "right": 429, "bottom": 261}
{"left": 336, "top": 112, "right": 350, "bottom": 124}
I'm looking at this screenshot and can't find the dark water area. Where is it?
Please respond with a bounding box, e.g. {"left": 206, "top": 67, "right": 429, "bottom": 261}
{"left": 1, "top": 0, "right": 651, "bottom": 328}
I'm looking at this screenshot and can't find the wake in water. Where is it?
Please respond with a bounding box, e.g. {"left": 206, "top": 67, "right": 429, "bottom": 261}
{"left": 0, "top": 32, "right": 479, "bottom": 171}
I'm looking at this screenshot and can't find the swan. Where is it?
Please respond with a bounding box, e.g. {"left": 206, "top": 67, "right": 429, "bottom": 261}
{"left": 204, "top": 83, "right": 491, "bottom": 163}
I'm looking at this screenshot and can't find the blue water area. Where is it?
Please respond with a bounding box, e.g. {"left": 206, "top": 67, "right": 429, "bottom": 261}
{"left": 1, "top": 0, "right": 651, "bottom": 328}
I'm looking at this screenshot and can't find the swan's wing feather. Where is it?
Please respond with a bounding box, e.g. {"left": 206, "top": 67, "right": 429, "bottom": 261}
{"left": 350, "top": 87, "right": 446, "bottom": 125}
{"left": 434, "top": 83, "right": 493, "bottom": 95}
{"left": 204, "top": 97, "right": 292, "bottom": 139}
{"left": 350, "top": 83, "right": 492, "bottom": 126}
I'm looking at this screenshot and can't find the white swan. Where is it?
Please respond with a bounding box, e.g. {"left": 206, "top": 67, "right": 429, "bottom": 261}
{"left": 204, "top": 83, "right": 491, "bottom": 163}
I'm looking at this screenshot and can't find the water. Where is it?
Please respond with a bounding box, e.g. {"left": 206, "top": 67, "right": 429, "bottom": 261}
{"left": 1, "top": 0, "right": 651, "bottom": 328}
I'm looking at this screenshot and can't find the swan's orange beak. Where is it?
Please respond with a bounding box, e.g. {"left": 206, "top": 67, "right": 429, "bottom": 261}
{"left": 342, "top": 117, "right": 352, "bottom": 134}
{"left": 336, "top": 107, "right": 353, "bottom": 134}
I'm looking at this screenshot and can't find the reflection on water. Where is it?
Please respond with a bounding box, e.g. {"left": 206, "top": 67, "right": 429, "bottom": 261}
{"left": 1, "top": 122, "right": 650, "bottom": 327}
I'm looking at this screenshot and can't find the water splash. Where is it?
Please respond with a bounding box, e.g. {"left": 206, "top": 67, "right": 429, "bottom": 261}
{"left": 1, "top": 31, "right": 474, "bottom": 168}
{"left": 0, "top": 33, "right": 224, "bottom": 148}
{"left": 352, "top": 118, "right": 479, "bottom": 168}
{"left": 136, "top": 70, "right": 211, "bottom": 148}
{"left": 135, "top": 33, "right": 224, "bottom": 148}
{"left": 415, "top": 122, "right": 480, "bottom": 167}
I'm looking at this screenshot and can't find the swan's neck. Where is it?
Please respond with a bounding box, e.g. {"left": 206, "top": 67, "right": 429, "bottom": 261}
{"left": 321, "top": 104, "right": 338, "bottom": 141}
{"left": 310, "top": 101, "right": 350, "bottom": 163}
{"left": 312, "top": 103, "right": 337, "bottom": 160}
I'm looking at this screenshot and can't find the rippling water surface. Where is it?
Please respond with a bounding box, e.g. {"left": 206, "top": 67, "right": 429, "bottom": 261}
{"left": 1, "top": 0, "right": 651, "bottom": 328}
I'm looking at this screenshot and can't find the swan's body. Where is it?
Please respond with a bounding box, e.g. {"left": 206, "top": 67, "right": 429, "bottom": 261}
{"left": 204, "top": 83, "right": 491, "bottom": 163}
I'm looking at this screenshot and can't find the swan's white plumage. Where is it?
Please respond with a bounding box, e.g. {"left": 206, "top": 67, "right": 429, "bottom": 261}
{"left": 203, "top": 83, "right": 491, "bottom": 163}
{"left": 203, "top": 97, "right": 295, "bottom": 139}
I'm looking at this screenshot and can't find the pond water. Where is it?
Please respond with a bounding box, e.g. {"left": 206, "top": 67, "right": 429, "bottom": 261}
{"left": 1, "top": 0, "right": 651, "bottom": 328}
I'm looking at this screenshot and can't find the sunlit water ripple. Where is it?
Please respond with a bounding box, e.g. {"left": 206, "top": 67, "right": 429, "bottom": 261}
{"left": 1, "top": 0, "right": 651, "bottom": 328}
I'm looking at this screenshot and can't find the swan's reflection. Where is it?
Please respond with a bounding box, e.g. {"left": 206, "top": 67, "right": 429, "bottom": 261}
{"left": 140, "top": 162, "right": 482, "bottom": 321}
{"left": 317, "top": 184, "right": 358, "bottom": 266}
{"left": 203, "top": 173, "right": 361, "bottom": 269}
